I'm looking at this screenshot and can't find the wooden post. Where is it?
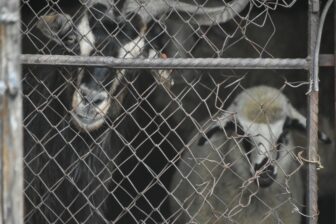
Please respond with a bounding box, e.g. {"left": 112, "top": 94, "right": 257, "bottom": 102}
{"left": 0, "top": 0, "right": 23, "bottom": 223}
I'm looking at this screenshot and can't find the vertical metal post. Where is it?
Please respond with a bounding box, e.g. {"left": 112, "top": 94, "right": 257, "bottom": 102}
{"left": 307, "top": 0, "right": 320, "bottom": 224}
{"left": 0, "top": 0, "right": 23, "bottom": 224}
{"left": 334, "top": 1, "right": 336, "bottom": 221}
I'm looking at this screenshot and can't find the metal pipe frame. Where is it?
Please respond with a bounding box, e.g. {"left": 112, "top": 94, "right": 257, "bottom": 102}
{"left": 0, "top": 0, "right": 23, "bottom": 224}
{"left": 307, "top": 0, "right": 320, "bottom": 223}
{"left": 334, "top": 0, "right": 336, "bottom": 221}
{"left": 20, "top": 54, "right": 335, "bottom": 70}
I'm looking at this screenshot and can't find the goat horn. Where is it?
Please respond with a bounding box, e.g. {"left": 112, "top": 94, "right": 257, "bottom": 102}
{"left": 122, "top": 0, "right": 250, "bottom": 25}
{"left": 169, "top": 0, "right": 250, "bottom": 25}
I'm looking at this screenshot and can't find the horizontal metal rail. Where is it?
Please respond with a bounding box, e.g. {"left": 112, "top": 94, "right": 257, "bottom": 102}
{"left": 20, "top": 54, "right": 335, "bottom": 70}
{"left": 21, "top": 54, "right": 309, "bottom": 69}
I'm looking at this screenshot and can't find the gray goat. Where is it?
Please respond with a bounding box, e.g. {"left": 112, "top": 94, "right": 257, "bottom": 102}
{"left": 169, "top": 85, "right": 331, "bottom": 224}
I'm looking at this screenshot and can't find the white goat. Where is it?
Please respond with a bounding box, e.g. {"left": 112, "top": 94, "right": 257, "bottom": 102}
{"left": 169, "top": 85, "right": 331, "bottom": 224}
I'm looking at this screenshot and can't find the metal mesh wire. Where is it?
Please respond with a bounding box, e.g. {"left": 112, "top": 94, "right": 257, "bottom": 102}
{"left": 19, "top": 0, "right": 335, "bottom": 223}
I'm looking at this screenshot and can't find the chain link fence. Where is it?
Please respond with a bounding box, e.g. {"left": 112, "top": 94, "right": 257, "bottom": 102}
{"left": 1, "top": 0, "right": 335, "bottom": 223}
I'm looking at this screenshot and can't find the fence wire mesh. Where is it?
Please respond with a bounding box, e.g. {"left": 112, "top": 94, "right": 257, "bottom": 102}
{"left": 18, "top": 0, "right": 335, "bottom": 224}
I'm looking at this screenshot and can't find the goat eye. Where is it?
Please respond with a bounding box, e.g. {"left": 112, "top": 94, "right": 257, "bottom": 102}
{"left": 241, "top": 137, "right": 252, "bottom": 153}
{"left": 66, "top": 34, "right": 77, "bottom": 45}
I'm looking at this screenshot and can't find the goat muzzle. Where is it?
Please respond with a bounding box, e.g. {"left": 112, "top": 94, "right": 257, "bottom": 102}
{"left": 254, "top": 159, "right": 277, "bottom": 188}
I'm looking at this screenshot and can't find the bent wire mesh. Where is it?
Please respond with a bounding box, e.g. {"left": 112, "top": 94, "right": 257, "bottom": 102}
{"left": 18, "top": 0, "right": 336, "bottom": 224}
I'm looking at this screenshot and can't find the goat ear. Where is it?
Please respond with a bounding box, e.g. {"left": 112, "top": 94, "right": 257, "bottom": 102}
{"left": 198, "top": 119, "right": 243, "bottom": 146}
{"left": 286, "top": 104, "right": 331, "bottom": 144}
{"left": 37, "top": 13, "right": 73, "bottom": 45}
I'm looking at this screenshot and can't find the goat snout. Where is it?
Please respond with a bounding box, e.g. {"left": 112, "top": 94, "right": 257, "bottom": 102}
{"left": 71, "top": 86, "right": 110, "bottom": 131}
{"left": 254, "top": 159, "right": 277, "bottom": 188}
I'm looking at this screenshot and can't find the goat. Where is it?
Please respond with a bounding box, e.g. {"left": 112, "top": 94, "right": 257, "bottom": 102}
{"left": 169, "top": 85, "right": 331, "bottom": 224}
{"left": 24, "top": 3, "right": 175, "bottom": 223}
{"left": 167, "top": 2, "right": 335, "bottom": 220}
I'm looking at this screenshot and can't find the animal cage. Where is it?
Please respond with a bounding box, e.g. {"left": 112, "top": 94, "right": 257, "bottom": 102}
{"left": 0, "top": 0, "right": 335, "bottom": 223}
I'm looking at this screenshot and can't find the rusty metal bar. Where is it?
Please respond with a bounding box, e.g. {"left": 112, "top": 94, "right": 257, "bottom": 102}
{"left": 307, "top": 0, "right": 320, "bottom": 223}
{"left": 0, "top": 0, "right": 23, "bottom": 224}
{"left": 306, "top": 0, "right": 334, "bottom": 223}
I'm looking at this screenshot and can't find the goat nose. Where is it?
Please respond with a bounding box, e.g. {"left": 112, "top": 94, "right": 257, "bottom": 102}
{"left": 258, "top": 164, "right": 275, "bottom": 176}
{"left": 254, "top": 158, "right": 276, "bottom": 188}
{"left": 254, "top": 158, "right": 269, "bottom": 171}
